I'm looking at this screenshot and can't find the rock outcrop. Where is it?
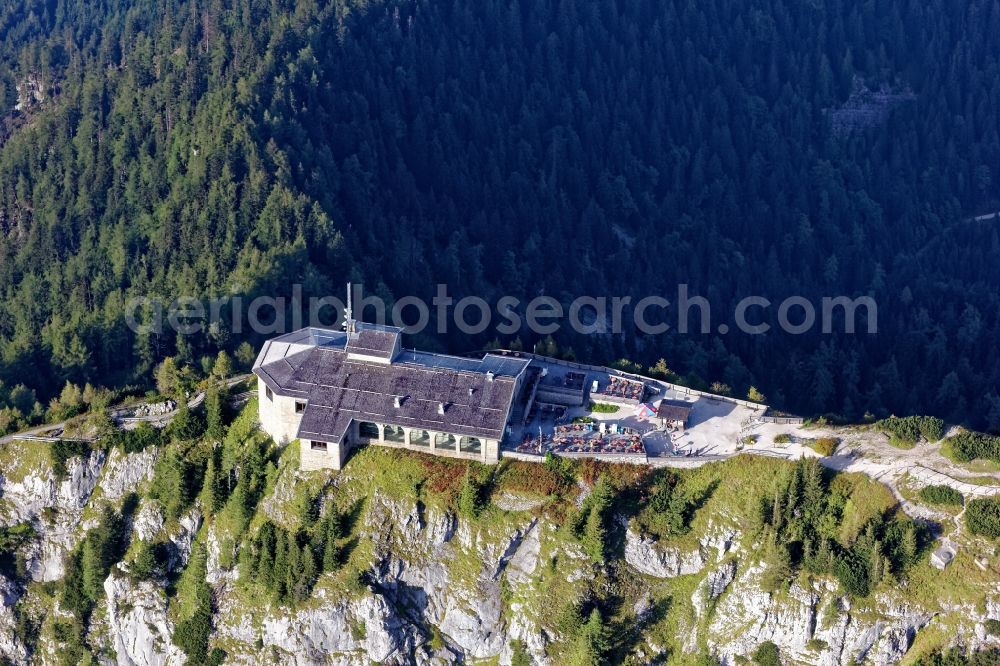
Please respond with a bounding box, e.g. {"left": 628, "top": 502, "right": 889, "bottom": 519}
{"left": 703, "top": 562, "right": 934, "bottom": 666}
{"left": 104, "top": 570, "right": 186, "bottom": 666}
{"left": 624, "top": 522, "right": 739, "bottom": 579}
{"left": 0, "top": 573, "right": 27, "bottom": 663}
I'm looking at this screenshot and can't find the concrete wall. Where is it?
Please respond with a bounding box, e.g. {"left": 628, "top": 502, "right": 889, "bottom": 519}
{"left": 257, "top": 377, "right": 304, "bottom": 445}
{"left": 300, "top": 438, "right": 348, "bottom": 471}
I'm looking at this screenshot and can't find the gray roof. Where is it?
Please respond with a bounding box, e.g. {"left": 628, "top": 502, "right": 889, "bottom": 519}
{"left": 254, "top": 326, "right": 529, "bottom": 444}
{"left": 657, "top": 400, "right": 693, "bottom": 421}
{"left": 345, "top": 325, "right": 399, "bottom": 360}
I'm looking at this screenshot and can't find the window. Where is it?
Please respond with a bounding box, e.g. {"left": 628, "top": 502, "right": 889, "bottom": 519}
{"left": 295, "top": 401, "right": 306, "bottom": 414}
{"left": 359, "top": 421, "right": 380, "bottom": 439}
{"left": 310, "top": 440, "right": 328, "bottom": 451}
{"left": 435, "top": 433, "right": 457, "bottom": 450}
{"left": 460, "top": 436, "right": 482, "bottom": 453}
{"left": 265, "top": 386, "right": 273, "bottom": 401}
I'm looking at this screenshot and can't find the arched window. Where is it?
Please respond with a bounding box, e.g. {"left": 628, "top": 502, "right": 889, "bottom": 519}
{"left": 358, "top": 421, "right": 380, "bottom": 440}
{"left": 435, "top": 433, "right": 457, "bottom": 450}
{"left": 410, "top": 429, "right": 431, "bottom": 447}
{"left": 459, "top": 436, "right": 482, "bottom": 454}
{"left": 384, "top": 425, "right": 405, "bottom": 443}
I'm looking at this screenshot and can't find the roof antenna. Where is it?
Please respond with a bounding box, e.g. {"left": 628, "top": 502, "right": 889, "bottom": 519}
{"left": 344, "top": 282, "right": 356, "bottom": 335}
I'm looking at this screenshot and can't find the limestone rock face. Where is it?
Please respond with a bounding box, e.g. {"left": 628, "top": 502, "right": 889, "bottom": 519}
{"left": 0, "top": 451, "right": 981, "bottom": 665}
{"left": 624, "top": 522, "right": 738, "bottom": 579}
{"left": 255, "top": 590, "right": 420, "bottom": 664}
{"left": 168, "top": 507, "right": 203, "bottom": 571}
{"left": 104, "top": 571, "right": 186, "bottom": 666}
{"left": 134, "top": 501, "right": 165, "bottom": 542}
{"left": 693, "top": 559, "right": 738, "bottom": 619}
{"left": 0, "top": 574, "right": 27, "bottom": 663}
{"left": 1, "top": 452, "right": 106, "bottom": 581}
{"left": 99, "top": 447, "right": 159, "bottom": 501}
{"left": 703, "top": 563, "right": 934, "bottom": 666}
{"left": 1, "top": 450, "right": 105, "bottom": 523}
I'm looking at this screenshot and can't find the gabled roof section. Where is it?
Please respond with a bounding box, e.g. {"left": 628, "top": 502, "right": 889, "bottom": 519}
{"left": 657, "top": 399, "right": 693, "bottom": 421}
{"left": 253, "top": 326, "right": 530, "bottom": 444}
{"left": 345, "top": 323, "right": 401, "bottom": 362}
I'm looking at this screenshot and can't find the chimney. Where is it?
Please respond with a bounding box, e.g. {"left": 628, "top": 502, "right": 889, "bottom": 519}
{"left": 486, "top": 371, "right": 494, "bottom": 382}
{"left": 393, "top": 396, "right": 402, "bottom": 408}
{"left": 468, "top": 387, "right": 474, "bottom": 396}
{"left": 437, "top": 402, "right": 446, "bottom": 415}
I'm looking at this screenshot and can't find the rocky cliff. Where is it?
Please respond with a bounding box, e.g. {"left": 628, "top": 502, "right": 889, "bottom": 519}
{"left": 0, "top": 437, "right": 997, "bottom": 665}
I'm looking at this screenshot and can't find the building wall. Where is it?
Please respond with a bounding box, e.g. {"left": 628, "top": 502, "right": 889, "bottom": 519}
{"left": 300, "top": 438, "right": 347, "bottom": 471}
{"left": 257, "top": 377, "right": 304, "bottom": 445}
{"left": 257, "top": 377, "right": 503, "bottom": 469}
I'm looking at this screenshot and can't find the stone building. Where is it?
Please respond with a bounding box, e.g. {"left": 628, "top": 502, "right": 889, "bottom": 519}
{"left": 253, "top": 323, "right": 529, "bottom": 470}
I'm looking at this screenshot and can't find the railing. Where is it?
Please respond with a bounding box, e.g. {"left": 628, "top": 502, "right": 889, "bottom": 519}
{"left": 759, "top": 415, "right": 805, "bottom": 425}
{"left": 485, "top": 350, "right": 770, "bottom": 411}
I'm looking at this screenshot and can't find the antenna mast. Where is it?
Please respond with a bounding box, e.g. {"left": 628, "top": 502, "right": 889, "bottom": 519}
{"left": 344, "top": 282, "right": 355, "bottom": 334}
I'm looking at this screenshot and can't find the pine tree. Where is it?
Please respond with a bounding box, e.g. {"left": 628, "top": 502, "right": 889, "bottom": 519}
{"left": 320, "top": 513, "right": 341, "bottom": 572}
{"left": 457, "top": 467, "right": 484, "bottom": 519}
{"left": 581, "top": 505, "right": 606, "bottom": 563}
{"left": 212, "top": 350, "right": 233, "bottom": 378}
{"left": 205, "top": 386, "right": 224, "bottom": 440}
{"left": 569, "top": 609, "right": 609, "bottom": 666}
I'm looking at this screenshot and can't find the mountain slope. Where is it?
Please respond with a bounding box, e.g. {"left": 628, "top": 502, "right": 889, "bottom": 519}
{"left": 0, "top": 402, "right": 997, "bottom": 664}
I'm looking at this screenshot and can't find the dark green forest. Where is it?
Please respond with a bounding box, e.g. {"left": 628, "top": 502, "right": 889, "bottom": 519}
{"left": 0, "top": 0, "right": 999, "bottom": 427}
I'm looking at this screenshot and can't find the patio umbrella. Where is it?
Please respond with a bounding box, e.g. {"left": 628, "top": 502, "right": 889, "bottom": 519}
{"left": 634, "top": 403, "right": 656, "bottom": 418}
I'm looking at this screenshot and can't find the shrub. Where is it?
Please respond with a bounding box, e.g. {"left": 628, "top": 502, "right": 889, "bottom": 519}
{"left": 173, "top": 545, "right": 214, "bottom": 662}
{"left": 150, "top": 450, "right": 204, "bottom": 522}
{"left": 966, "top": 497, "right": 1000, "bottom": 537}
{"left": 986, "top": 619, "right": 1000, "bottom": 637}
{"left": 773, "top": 433, "right": 793, "bottom": 444}
{"left": 109, "top": 422, "right": 164, "bottom": 453}
{"left": 510, "top": 639, "right": 532, "bottom": 666}
{"left": 588, "top": 402, "right": 620, "bottom": 414}
{"left": 457, "top": 468, "right": 486, "bottom": 518}
{"left": 0, "top": 523, "right": 35, "bottom": 579}
{"left": 810, "top": 437, "right": 839, "bottom": 456}
{"left": 875, "top": 416, "right": 945, "bottom": 446}
{"left": 918, "top": 485, "right": 964, "bottom": 507}
{"left": 834, "top": 550, "right": 871, "bottom": 597}
{"left": 945, "top": 430, "right": 1000, "bottom": 463}
{"left": 497, "top": 460, "right": 572, "bottom": 497}
{"left": 752, "top": 641, "right": 781, "bottom": 666}
{"left": 50, "top": 440, "right": 91, "bottom": 480}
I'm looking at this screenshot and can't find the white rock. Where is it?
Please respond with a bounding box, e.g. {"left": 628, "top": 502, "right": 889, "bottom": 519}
{"left": 103, "top": 570, "right": 186, "bottom": 666}
{"left": 693, "top": 559, "right": 738, "bottom": 619}
{"left": 624, "top": 528, "right": 706, "bottom": 578}
{"left": 168, "top": 507, "right": 203, "bottom": 571}
{"left": 99, "top": 447, "right": 158, "bottom": 501}
{"left": 134, "top": 501, "right": 165, "bottom": 542}
{"left": 507, "top": 520, "right": 541, "bottom": 585}
{"left": 0, "top": 574, "right": 27, "bottom": 663}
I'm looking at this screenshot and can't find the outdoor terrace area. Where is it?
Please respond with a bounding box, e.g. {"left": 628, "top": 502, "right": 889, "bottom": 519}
{"left": 596, "top": 375, "right": 647, "bottom": 403}
{"left": 514, "top": 420, "right": 645, "bottom": 457}
{"left": 500, "top": 352, "right": 768, "bottom": 464}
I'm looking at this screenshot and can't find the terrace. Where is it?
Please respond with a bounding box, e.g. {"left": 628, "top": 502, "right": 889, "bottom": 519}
{"left": 513, "top": 421, "right": 645, "bottom": 457}
{"left": 596, "top": 376, "right": 647, "bottom": 403}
